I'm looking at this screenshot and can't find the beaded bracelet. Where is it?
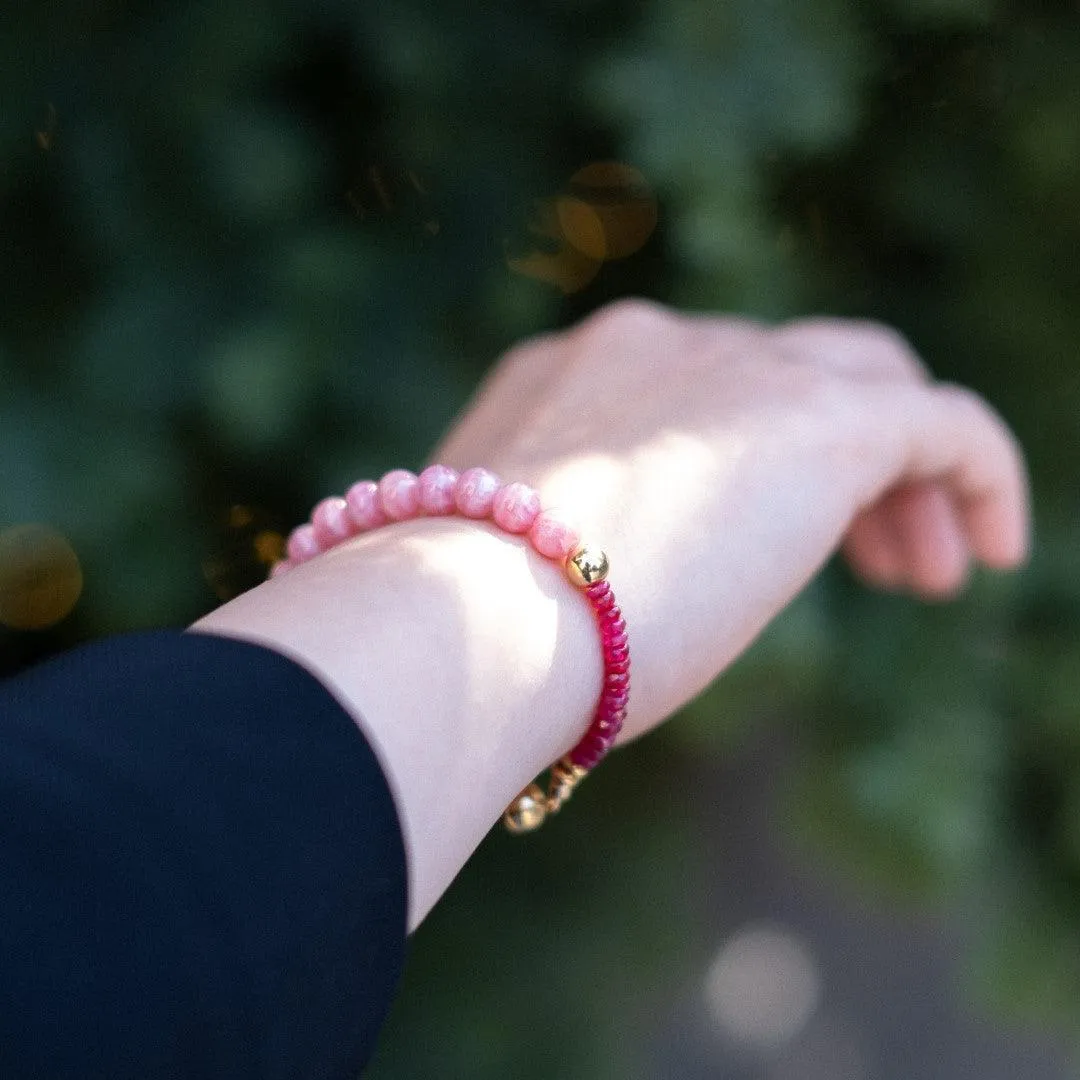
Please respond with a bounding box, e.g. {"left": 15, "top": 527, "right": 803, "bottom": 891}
{"left": 271, "top": 465, "right": 630, "bottom": 833}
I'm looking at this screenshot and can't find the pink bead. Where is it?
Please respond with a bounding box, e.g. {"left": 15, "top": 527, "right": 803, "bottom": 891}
{"left": 592, "top": 591, "right": 617, "bottom": 614}
{"left": 286, "top": 524, "right": 322, "bottom": 563}
{"left": 528, "top": 512, "right": 580, "bottom": 561}
{"left": 417, "top": 464, "right": 460, "bottom": 515}
{"left": 378, "top": 469, "right": 421, "bottom": 521}
{"left": 606, "top": 657, "right": 631, "bottom": 676}
{"left": 311, "top": 496, "right": 355, "bottom": 547}
{"left": 586, "top": 580, "right": 611, "bottom": 600}
{"left": 455, "top": 467, "right": 501, "bottom": 518}
{"left": 608, "top": 644, "right": 630, "bottom": 664}
{"left": 345, "top": 481, "right": 387, "bottom": 531}
{"left": 269, "top": 559, "right": 293, "bottom": 577}
{"left": 604, "top": 671, "right": 630, "bottom": 691}
{"left": 492, "top": 482, "right": 542, "bottom": 534}
{"left": 600, "top": 607, "right": 624, "bottom": 628}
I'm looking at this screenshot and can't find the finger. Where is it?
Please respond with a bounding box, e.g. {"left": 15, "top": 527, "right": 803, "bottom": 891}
{"left": 842, "top": 505, "right": 905, "bottom": 589}
{"left": 878, "top": 382, "right": 1031, "bottom": 569}
{"left": 771, "top": 318, "right": 930, "bottom": 384}
{"left": 883, "top": 482, "right": 971, "bottom": 597}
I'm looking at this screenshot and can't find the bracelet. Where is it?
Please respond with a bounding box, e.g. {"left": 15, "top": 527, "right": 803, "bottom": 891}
{"left": 271, "top": 465, "right": 630, "bottom": 833}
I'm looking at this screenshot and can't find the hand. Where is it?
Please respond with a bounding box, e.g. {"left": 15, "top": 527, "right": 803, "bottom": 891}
{"left": 434, "top": 299, "right": 1030, "bottom": 741}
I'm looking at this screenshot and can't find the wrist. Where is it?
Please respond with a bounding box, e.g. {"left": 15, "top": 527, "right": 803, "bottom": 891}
{"left": 193, "top": 516, "right": 601, "bottom": 925}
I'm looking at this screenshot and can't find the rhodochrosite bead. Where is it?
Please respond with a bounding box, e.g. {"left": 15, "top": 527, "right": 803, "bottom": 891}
{"left": 454, "top": 467, "right": 501, "bottom": 518}
{"left": 274, "top": 464, "right": 629, "bottom": 831}
{"left": 378, "top": 469, "right": 421, "bottom": 520}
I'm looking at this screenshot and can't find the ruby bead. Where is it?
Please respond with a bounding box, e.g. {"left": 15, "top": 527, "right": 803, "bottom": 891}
{"left": 602, "top": 628, "right": 628, "bottom": 650}
{"left": 586, "top": 580, "right": 610, "bottom": 599}
{"left": 595, "top": 707, "right": 626, "bottom": 730}
{"left": 592, "top": 592, "right": 617, "bottom": 614}
{"left": 601, "top": 690, "right": 629, "bottom": 714}
{"left": 605, "top": 657, "right": 630, "bottom": 676}
{"left": 607, "top": 644, "right": 629, "bottom": 664}
{"left": 569, "top": 745, "right": 600, "bottom": 770}
{"left": 605, "top": 671, "right": 629, "bottom": 689}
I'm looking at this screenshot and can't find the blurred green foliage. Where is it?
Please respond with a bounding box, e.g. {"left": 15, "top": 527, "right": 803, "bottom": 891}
{"left": 3, "top": 0, "right": 1080, "bottom": 1072}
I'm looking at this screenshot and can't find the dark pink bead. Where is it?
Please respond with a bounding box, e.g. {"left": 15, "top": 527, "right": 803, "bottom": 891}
{"left": 569, "top": 745, "right": 601, "bottom": 770}
{"left": 591, "top": 590, "right": 616, "bottom": 613}
{"left": 578, "top": 732, "right": 609, "bottom": 758}
{"left": 607, "top": 644, "right": 630, "bottom": 664}
{"left": 602, "top": 628, "right": 628, "bottom": 650}
{"left": 605, "top": 658, "right": 630, "bottom": 676}
{"left": 601, "top": 691, "right": 629, "bottom": 714}
{"left": 601, "top": 616, "right": 626, "bottom": 638}
{"left": 605, "top": 671, "right": 629, "bottom": 690}
{"left": 600, "top": 605, "right": 623, "bottom": 625}
{"left": 595, "top": 707, "right": 626, "bottom": 730}
{"left": 586, "top": 580, "right": 611, "bottom": 601}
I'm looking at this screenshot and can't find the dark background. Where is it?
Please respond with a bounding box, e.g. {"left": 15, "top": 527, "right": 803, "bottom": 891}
{"left": 2, "top": 1, "right": 1079, "bottom": 1075}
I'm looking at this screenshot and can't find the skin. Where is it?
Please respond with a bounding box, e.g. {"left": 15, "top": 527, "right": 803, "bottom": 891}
{"left": 193, "top": 299, "right": 1030, "bottom": 928}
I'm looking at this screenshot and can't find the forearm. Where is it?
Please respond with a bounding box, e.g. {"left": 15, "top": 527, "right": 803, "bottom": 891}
{"left": 192, "top": 516, "right": 602, "bottom": 929}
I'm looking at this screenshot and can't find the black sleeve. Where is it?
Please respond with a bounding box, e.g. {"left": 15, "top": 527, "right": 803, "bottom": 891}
{"left": 0, "top": 630, "right": 408, "bottom": 1080}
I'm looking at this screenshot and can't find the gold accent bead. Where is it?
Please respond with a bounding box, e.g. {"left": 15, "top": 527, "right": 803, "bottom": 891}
{"left": 546, "top": 756, "right": 589, "bottom": 814}
{"left": 503, "top": 783, "right": 549, "bottom": 833}
{"left": 566, "top": 544, "right": 609, "bottom": 587}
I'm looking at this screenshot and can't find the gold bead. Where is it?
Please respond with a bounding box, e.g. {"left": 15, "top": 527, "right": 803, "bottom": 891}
{"left": 566, "top": 544, "right": 609, "bottom": 587}
{"left": 503, "top": 783, "right": 549, "bottom": 833}
{"left": 546, "top": 756, "right": 589, "bottom": 814}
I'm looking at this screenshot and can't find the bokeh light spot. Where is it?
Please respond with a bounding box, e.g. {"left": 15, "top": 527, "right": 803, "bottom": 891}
{"left": 506, "top": 198, "right": 603, "bottom": 294}
{"left": 567, "top": 162, "right": 658, "bottom": 260}
{"left": 0, "top": 524, "right": 83, "bottom": 630}
{"left": 507, "top": 163, "right": 657, "bottom": 292}
{"left": 703, "top": 922, "right": 822, "bottom": 1049}
{"left": 203, "top": 505, "right": 283, "bottom": 602}
{"left": 556, "top": 196, "right": 608, "bottom": 261}
{"left": 253, "top": 529, "right": 285, "bottom": 566}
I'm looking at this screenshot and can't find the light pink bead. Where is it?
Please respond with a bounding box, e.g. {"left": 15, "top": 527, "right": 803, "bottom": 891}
{"left": 492, "top": 481, "right": 542, "bottom": 534}
{"left": 378, "top": 469, "right": 421, "bottom": 521}
{"left": 345, "top": 480, "right": 387, "bottom": 531}
{"left": 286, "top": 523, "right": 322, "bottom": 563}
{"left": 417, "top": 464, "right": 460, "bottom": 515}
{"left": 454, "top": 467, "right": 501, "bottom": 518}
{"left": 529, "top": 512, "right": 580, "bottom": 560}
{"left": 311, "top": 496, "right": 355, "bottom": 547}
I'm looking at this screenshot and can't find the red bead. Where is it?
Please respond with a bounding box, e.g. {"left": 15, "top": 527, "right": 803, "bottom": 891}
{"left": 569, "top": 745, "right": 601, "bottom": 770}
{"left": 595, "top": 707, "right": 626, "bottom": 731}
{"left": 592, "top": 591, "right": 617, "bottom": 614}
{"left": 600, "top": 689, "right": 629, "bottom": 712}
{"left": 605, "top": 658, "right": 630, "bottom": 676}
{"left": 586, "top": 580, "right": 611, "bottom": 601}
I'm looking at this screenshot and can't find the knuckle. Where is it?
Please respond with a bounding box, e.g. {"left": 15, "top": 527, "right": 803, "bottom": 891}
{"left": 580, "top": 296, "right": 673, "bottom": 336}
